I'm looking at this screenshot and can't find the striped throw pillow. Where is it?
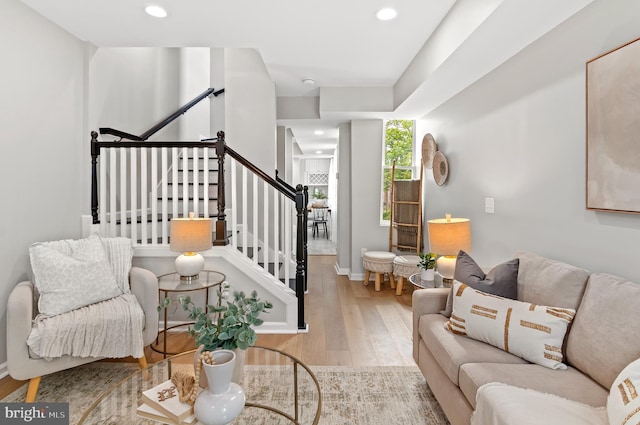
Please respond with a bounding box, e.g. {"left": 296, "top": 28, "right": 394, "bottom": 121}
{"left": 447, "top": 281, "right": 575, "bottom": 369}
{"left": 608, "top": 358, "right": 640, "bottom": 425}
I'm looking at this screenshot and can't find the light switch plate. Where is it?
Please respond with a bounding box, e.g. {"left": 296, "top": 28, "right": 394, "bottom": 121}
{"left": 485, "top": 197, "right": 495, "bottom": 214}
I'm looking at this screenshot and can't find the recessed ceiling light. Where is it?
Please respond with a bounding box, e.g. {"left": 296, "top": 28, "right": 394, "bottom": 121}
{"left": 376, "top": 8, "right": 397, "bottom": 21}
{"left": 314, "top": 130, "right": 324, "bottom": 135}
{"left": 316, "top": 150, "right": 322, "bottom": 154}
{"left": 302, "top": 78, "right": 316, "bottom": 85}
{"left": 145, "top": 5, "right": 167, "bottom": 18}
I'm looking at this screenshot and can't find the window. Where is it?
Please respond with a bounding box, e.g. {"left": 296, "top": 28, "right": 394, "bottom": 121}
{"left": 381, "top": 119, "right": 415, "bottom": 222}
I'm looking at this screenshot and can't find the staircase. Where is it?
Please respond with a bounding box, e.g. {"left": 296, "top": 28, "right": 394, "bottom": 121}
{"left": 90, "top": 131, "right": 309, "bottom": 332}
{"left": 91, "top": 87, "right": 308, "bottom": 332}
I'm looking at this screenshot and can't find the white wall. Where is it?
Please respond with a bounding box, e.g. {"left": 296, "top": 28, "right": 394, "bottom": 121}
{"left": 350, "top": 120, "right": 387, "bottom": 276}
{"left": 224, "top": 48, "right": 276, "bottom": 174}
{"left": 179, "top": 48, "right": 211, "bottom": 141}
{"left": 0, "top": 0, "right": 87, "bottom": 368}
{"left": 420, "top": 0, "right": 640, "bottom": 282}
{"left": 210, "top": 48, "right": 225, "bottom": 136}
{"left": 335, "top": 122, "right": 352, "bottom": 274}
{"left": 88, "top": 47, "right": 181, "bottom": 142}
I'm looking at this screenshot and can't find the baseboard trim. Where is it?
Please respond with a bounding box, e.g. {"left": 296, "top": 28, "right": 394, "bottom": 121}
{"left": 0, "top": 362, "right": 8, "bottom": 380}
{"left": 334, "top": 263, "right": 349, "bottom": 276}
{"left": 349, "top": 272, "right": 365, "bottom": 281}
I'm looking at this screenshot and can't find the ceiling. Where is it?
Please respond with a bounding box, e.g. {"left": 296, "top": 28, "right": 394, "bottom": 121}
{"left": 20, "top": 0, "right": 595, "bottom": 157}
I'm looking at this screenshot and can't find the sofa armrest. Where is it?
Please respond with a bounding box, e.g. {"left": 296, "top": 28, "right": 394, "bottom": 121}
{"left": 412, "top": 288, "right": 449, "bottom": 362}
{"left": 129, "top": 267, "right": 159, "bottom": 346}
{"left": 6, "top": 281, "right": 35, "bottom": 376}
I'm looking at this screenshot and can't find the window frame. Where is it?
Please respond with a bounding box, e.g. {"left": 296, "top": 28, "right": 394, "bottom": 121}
{"left": 379, "top": 120, "right": 418, "bottom": 226}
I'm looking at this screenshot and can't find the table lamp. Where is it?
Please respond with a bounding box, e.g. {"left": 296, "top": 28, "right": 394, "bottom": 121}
{"left": 170, "top": 212, "right": 213, "bottom": 283}
{"left": 427, "top": 214, "right": 471, "bottom": 284}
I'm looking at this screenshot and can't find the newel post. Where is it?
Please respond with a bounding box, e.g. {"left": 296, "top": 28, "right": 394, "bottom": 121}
{"left": 213, "top": 131, "right": 228, "bottom": 246}
{"left": 90, "top": 131, "right": 100, "bottom": 225}
{"left": 295, "top": 184, "right": 307, "bottom": 330}
{"left": 303, "top": 185, "right": 309, "bottom": 292}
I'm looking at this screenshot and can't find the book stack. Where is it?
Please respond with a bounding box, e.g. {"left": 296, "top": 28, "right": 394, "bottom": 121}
{"left": 137, "top": 380, "right": 196, "bottom": 425}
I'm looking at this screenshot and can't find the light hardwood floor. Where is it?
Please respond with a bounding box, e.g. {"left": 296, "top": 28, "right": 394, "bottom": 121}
{"left": 0, "top": 255, "right": 416, "bottom": 399}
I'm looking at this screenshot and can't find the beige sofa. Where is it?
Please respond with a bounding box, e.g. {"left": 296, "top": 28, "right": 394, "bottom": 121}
{"left": 412, "top": 251, "right": 640, "bottom": 425}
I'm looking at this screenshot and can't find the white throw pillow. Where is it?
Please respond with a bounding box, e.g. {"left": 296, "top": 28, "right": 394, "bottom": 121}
{"left": 608, "top": 357, "right": 640, "bottom": 425}
{"left": 447, "top": 281, "right": 575, "bottom": 369}
{"left": 29, "top": 234, "right": 123, "bottom": 316}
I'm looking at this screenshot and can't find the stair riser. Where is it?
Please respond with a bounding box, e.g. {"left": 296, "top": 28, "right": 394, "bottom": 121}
{"left": 167, "top": 170, "right": 218, "bottom": 184}
{"left": 163, "top": 185, "right": 218, "bottom": 198}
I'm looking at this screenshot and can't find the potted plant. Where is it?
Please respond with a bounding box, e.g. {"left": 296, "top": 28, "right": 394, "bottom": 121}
{"left": 418, "top": 252, "right": 437, "bottom": 281}
{"left": 311, "top": 188, "right": 328, "bottom": 206}
{"left": 159, "top": 283, "right": 273, "bottom": 382}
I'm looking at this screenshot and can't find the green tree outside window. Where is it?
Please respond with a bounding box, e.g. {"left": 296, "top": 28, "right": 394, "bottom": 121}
{"left": 381, "top": 120, "right": 415, "bottom": 221}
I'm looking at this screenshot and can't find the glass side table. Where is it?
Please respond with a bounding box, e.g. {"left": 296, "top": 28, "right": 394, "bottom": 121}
{"left": 408, "top": 272, "right": 447, "bottom": 289}
{"left": 151, "top": 270, "right": 225, "bottom": 358}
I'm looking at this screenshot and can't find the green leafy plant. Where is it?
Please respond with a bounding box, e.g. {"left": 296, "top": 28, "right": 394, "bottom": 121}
{"left": 312, "top": 189, "right": 328, "bottom": 199}
{"left": 159, "top": 285, "right": 273, "bottom": 351}
{"left": 418, "top": 252, "right": 437, "bottom": 270}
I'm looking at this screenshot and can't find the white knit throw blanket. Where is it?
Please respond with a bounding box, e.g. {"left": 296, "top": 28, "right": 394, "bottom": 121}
{"left": 28, "top": 293, "right": 145, "bottom": 360}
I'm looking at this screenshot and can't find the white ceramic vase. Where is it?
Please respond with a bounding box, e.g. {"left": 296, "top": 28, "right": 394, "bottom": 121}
{"left": 195, "top": 346, "right": 245, "bottom": 388}
{"left": 421, "top": 269, "right": 435, "bottom": 281}
{"left": 194, "top": 350, "right": 246, "bottom": 425}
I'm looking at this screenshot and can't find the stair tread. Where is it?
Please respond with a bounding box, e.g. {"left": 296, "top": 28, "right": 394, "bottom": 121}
{"left": 157, "top": 197, "right": 219, "bottom": 201}
{"left": 167, "top": 182, "right": 218, "bottom": 186}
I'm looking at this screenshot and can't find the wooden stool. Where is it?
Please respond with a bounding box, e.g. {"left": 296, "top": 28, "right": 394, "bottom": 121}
{"left": 392, "top": 255, "right": 421, "bottom": 296}
{"left": 363, "top": 251, "right": 396, "bottom": 291}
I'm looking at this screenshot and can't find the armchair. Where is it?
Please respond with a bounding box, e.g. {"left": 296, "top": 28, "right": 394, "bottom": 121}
{"left": 6, "top": 239, "right": 159, "bottom": 402}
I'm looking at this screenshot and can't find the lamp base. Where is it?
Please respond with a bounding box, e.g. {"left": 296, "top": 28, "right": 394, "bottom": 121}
{"left": 436, "top": 255, "right": 458, "bottom": 284}
{"left": 175, "top": 252, "right": 205, "bottom": 284}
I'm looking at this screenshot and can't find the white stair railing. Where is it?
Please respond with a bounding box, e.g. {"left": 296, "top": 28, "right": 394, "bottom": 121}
{"left": 91, "top": 135, "right": 298, "bottom": 289}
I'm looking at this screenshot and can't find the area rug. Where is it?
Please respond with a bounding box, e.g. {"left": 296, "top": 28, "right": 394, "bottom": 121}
{"left": 2, "top": 363, "right": 449, "bottom": 425}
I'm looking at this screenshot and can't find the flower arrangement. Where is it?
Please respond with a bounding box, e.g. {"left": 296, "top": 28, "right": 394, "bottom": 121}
{"left": 418, "top": 252, "right": 437, "bottom": 270}
{"left": 159, "top": 283, "right": 273, "bottom": 351}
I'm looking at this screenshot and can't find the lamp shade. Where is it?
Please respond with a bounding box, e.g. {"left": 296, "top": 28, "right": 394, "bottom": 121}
{"left": 170, "top": 215, "right": 213, "bottom": 253}
{"left": 427, "top": 216, "right": 471, "bottom": 256}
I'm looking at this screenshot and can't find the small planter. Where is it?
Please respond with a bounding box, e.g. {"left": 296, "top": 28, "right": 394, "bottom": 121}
{"left": 421, "top": 269, "right": 435, "bottom": 281}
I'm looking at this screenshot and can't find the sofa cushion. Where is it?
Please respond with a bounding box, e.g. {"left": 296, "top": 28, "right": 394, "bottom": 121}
{"left": 419, "top": 313, "right": 527, "bottom": 385}
{"left": 567, "top": 273, "right": 640, "bottom": 389}
{"left": 513, "top": 251, "right": 589, "bottom": 309}
{"left": 608, "top": 357, "right": 640, "bottom": 425}
{"left": 448, "top": 281, "right": 575, "bottom": 369}
{"left": 441, "top": 251, "right": 519, "bottom": 317}
{"left": 471, "top": 383, "right": 607, "bottom": 425}
{"left": 459, "top": 362, "right": 609, "bottom": 409}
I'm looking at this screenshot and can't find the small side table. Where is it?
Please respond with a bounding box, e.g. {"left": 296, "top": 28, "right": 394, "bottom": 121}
{"left": 408, "top": 272, "right": 446, "bottom": 289}
{"left": 151, "top": 270, "right": 225, "bottom": 358}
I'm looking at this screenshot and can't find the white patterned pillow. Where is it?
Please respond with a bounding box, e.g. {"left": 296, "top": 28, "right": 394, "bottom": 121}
{"left": 29, "top": 234, "right": 123, "bottom": 316}
{"left": 447, "top": 281, "right": 575, "bottom": 369}
{"left": 608, "top": 358, "right": 640, "bottom": 425}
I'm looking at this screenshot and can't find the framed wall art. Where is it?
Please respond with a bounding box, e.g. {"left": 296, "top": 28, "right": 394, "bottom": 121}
{"left": 586, "top": 36, "right": 640, "bottom": 213}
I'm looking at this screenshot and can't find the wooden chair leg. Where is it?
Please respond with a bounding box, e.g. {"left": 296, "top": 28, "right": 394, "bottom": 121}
{"left": 25, "top": 376, "right": 41, "bottom": 402}
{"left": 389, "top": 273, "right": 396, "bottom": 289}
{"left": 364, "top": 270, "right": 371, "bottom": 286}
{"left": 374, "top": 272, "right": 382, "bottom": 291}
{"left": 396, "top": 276, "right": 405, "bottom": 296}
{"left": 138, "top": 355, "right": 148, "bottom": 369}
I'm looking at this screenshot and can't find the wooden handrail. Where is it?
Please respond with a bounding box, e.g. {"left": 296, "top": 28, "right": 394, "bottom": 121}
{"left": 98, "top": 87, "right": 224, "bottom": 141}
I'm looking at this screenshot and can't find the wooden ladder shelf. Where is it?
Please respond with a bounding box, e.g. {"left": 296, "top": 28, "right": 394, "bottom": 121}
{"left": 388, "top": 161, "right": 423, "bottom": 254}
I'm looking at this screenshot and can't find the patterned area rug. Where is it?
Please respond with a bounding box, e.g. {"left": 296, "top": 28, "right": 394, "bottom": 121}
{"left": 2, "top": 363, "right": 449, "bottom": 425}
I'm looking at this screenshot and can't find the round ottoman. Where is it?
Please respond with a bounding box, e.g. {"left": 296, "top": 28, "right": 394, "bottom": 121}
{"left": 392, "top": 255, "right": 421, "bottom": 296}
{"left": 363, "top": 251, "right": 396, "bottom": 291}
